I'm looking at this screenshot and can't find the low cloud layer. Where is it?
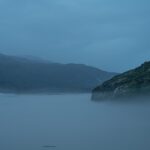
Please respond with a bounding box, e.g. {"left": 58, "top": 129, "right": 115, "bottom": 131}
{"left": 0, "top": 0, "right": 150, "bottom": 72}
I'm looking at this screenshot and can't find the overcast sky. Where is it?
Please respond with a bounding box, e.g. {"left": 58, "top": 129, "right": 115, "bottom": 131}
{"left": 0, "top": 0, "right": 150, "bottom": 72}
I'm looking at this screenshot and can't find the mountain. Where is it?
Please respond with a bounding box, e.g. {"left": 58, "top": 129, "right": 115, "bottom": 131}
{"left": 0, "top": 53, "right": 116, "bottom": 93}
{"left": 92, "top": 61, "right": 150, "bottom": 100}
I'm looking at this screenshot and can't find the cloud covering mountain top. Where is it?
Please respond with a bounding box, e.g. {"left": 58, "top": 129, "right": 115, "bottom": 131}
{"left": 0, "top": 0, "right": 150, "bottom": 72}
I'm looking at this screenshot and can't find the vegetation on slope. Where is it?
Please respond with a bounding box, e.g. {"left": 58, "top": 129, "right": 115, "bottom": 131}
{"left": 92, "top": 61, "right": 150, "bottom": 100}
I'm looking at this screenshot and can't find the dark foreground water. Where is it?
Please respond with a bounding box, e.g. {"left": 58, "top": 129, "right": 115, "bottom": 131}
{"left": 0, "top": 94, "right": 150, "bottom": 150}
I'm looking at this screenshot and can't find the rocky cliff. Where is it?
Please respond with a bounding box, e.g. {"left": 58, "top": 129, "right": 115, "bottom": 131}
{"left": 92, "top": 61, "right": 150, "bottom": 100}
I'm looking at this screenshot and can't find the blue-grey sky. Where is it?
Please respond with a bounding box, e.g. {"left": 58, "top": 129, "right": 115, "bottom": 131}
{"left": 0, "top": 0, "right": 150, "bottom": 72}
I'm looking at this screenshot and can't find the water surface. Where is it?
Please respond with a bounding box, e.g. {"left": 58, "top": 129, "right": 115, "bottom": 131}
{"left": 0, "top": 94, "right": 150, "bottom": 150}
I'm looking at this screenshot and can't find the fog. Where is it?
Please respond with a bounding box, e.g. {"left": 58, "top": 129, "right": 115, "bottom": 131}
{"left": 0, "top": 94, "right": 150, "bottom": 150}
{"left": 0, "top": 0, "right": 149, "bottom": 149}
{"left": 0, "top": 0, "right": 150, "bottom": 72}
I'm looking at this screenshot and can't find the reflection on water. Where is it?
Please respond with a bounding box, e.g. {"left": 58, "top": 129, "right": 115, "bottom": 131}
{"left": 0, "top": 94, "right": 150, "bottom": 150}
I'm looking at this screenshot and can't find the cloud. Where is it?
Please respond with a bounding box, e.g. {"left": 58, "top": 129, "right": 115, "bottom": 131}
{"left": 0, "top": 0, "right": 150, "bottom": 72}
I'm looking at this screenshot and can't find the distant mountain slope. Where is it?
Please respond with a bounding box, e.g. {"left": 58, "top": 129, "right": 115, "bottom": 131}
{"left": 0, "top": 53, "right": 116, "bottom": 93}
{"left": 92, "top": 61, "right": 150, "bottom": 100}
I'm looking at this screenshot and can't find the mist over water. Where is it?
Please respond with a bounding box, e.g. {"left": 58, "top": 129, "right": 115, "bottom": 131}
{"left": 0, "top": 94, "right": 150, "bottom": 150}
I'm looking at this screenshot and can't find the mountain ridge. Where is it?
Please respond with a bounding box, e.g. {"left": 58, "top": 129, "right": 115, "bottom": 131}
{"left": 0, "top": 53, "right": 117, "bottom": 93}
{"left": 92, "top": 61, "right": 150, "bottom": 100}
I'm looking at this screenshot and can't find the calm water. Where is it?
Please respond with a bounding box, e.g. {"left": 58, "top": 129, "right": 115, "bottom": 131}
{"left": 0, "top": 94, "right": 150, "bottom": 150}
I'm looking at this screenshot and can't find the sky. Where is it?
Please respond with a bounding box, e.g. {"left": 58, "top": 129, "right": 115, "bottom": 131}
{"left": 0, "top": 0, "right": 150, "bottom": 72}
